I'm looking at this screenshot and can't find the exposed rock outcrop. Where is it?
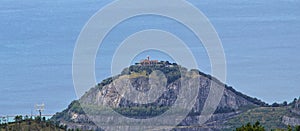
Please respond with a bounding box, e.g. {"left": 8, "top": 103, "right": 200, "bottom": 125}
{"left": 282, "top": 116, "right": 300, "bottom": 126}
{"left": 52, "top": 64, "right": 266, "bottom": 130}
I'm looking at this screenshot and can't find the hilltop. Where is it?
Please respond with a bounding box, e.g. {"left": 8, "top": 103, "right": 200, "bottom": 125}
{"left": 51, "top": 62, "right": 299, "bottom": 130}
{"left": 0, "top": 117, "right": 65, "bottom": 131}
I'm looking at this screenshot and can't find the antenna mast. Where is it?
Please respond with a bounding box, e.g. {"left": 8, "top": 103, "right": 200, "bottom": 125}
{"left": 35, "top": 103, "right": 44, "bottom": 118}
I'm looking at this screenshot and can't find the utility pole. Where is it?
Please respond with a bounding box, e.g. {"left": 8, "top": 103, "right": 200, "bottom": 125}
{"left": 35, "top": 104, "right": 44, "bottom": 119}
{"left": 30, "top": 109, "right": 33, "bottom": 119}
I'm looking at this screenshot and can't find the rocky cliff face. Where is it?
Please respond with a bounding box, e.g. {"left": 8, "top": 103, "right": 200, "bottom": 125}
{"left": 52, "top": 64, "right": 266, "bottom": 130}
{"left": 282, "top": 100, "right": 300, "bottom": 126}
{"left": 282, "top": 116, "right": 300, "bottom": 126}
{"left": 82, "top": 76, "right": 256, "bottom": 111}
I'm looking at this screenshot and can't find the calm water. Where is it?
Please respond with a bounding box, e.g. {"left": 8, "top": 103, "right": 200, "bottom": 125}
{"left": 0, "top": 0, "right": 300, "bottom": 115}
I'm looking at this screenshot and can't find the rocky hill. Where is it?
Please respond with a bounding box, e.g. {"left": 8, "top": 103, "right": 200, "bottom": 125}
{"left": 51, "top": 62, "right": 270, "bottom": 130}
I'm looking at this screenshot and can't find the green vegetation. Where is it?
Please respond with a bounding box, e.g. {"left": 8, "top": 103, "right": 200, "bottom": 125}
{"left": 290, "top": 97, "right": 300, "bottom": 108}
{"left": 113, "top": 106, "right": 169, "bottom": 118}
{"left": 226, "top": 107, "right": 294, "bottom": 130}
{"left": 51, "top": 62, "right": 299, "bottom": 130}
{"left": 97, "top": 77, "right": 113, "bottom": 88}
{"left": 0, "top": 115, "right": 95, "bottom": 131}
{"left": 52, "top": 100, "right": 84, "bottom": 122}
{"left": 94, "top": 62, "right": 183, "bottom": 91}
{"left": 123, "top": 62, "right": 183, "bottom": 84}
{"left": 0, "top": 115, "right": 65, "bottom": 131}
{"left": 234, "top": 121, "right": 300, "bottom": 131}
{"left": 214, "top": 106, "right": 236, "bottom": 114}
{"left": 235, "top": 121, "right": 265, "bottom": 131}
{"left": 94, "top": 62, "right": 267, "bottom": 109}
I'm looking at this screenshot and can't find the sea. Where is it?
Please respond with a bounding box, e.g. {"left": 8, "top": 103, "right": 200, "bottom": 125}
{"left": 0, "top": 0, "right": 300, "bottom": 116}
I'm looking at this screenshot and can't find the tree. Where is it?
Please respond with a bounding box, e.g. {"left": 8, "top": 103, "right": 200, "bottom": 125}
{"left": 14, "top": 115, "right": 22, "bottom": 123}
{"left": 35, "top": 116, "right": 41, "bottom": 122}
{"left": 271, "top": 102, "right": 280, "bottom": 107}
{"left": 42, "top": 117, "right": 46, "bottom": 122}
{"left": 14, "top": 115, "right": 22, "bottom": 130}
{"left": 292, "top": 98, "right": 298, "bottom": 108}
{"left": 24, "top": 115, "right": 29, "bottom": 120}
{"left": 283, "top": 101, "right": 288, "bottom": 106}
{"left": 235, "top": 121, "right": 265, "bottom": 131}
{"left": 287, "top": 125, "right": 292, "bottom": 131}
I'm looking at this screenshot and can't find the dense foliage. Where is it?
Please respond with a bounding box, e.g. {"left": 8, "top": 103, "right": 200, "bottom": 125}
{"left": 235, "top": 121, "right": 265, "bottom": 131}
{"left": 123, "top": 62, "right": 183, "bottom": 85}
{"left": 235, "top": 121, "right": 300, "bottom": 131}
{"left": 51, "top": 100, "right": 84, "bottom": 122}
{"left": 113, "top": 106, "right": 169, "bottom": 118}
{"left": 226, "top": 107, "right": 296, "bottom": 130}
{"left": 214, "top": 106, "right": 236, "bottom": 114}
{"left": 0, "top": 116, "right": 66, "bottom": 131}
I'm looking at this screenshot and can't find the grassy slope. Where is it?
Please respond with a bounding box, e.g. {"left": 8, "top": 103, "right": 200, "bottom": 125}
{"left": 225, "top": 106, "right": 296, "bottom": 130}
{"left": 0, "top": 120, "right": 65, "bottom": 131}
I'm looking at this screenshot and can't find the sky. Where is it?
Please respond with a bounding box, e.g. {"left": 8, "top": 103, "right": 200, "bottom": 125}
{"left": 0, "top": 0, "right": 300, "bottom": 115}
